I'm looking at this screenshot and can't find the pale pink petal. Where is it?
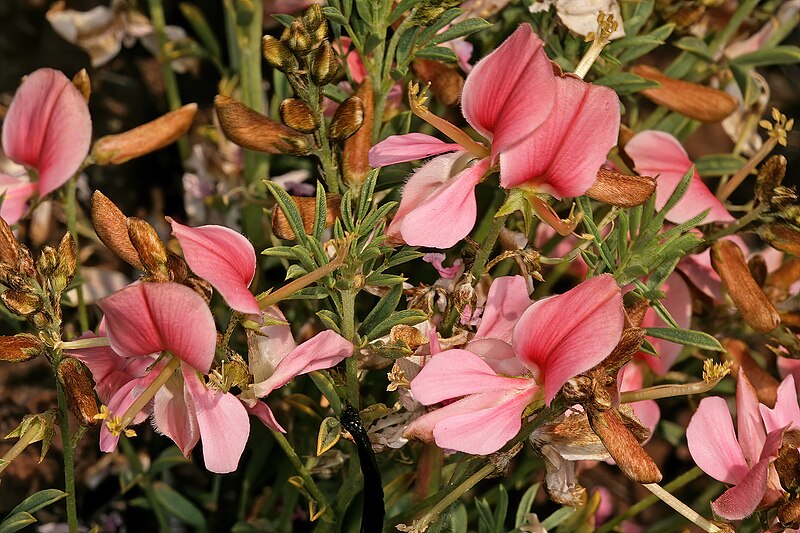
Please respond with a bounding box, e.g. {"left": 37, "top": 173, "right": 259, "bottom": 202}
{"left": 637, "top": 273, "right": 692, "bottom": 375}
{"left": 619, "top": 363, "right": 661, "bottom": 436}
{"left": 0, "top": 176, "right": 36, "bottom": 224}
{"left": 432, "top": 387, "right": 539, "bottom": 454}
{"left": 499, "top": 77, "right": 619, "bottom": 198}
{"left": 248, "top": 306, "right": 296, "bottom": 384}
{"left": 737, "top": 370, "right": 766, "bottom": 467}
{"left": 397, "top": 156, "right": 490, "bottom": 248}
{"left": 686, "top": 396, "right": 749, "bottom": 485}
{"left": 677, "top": 249, "right": 724, "bottom": 302}
{"left": 99, "top": 368, "right": 163, "bottom": 452}
{"left": 2, "top": 69, "right": 91, "bottom": 196}
{"left": 182, "top": 366, "right": 250, "bottom": 474}
{"left": 625, "top": 131, "right": 733, "bottom": 224}
{"left": 461, "top": 24, "right": 556, "bottom": 156}
{"left": 334, "top": 37, "right": 366, "bottom": 83}
{"left": 68, "top": 334, "right": 152, "bottom": 404}
{"left": 246, "top": 400, "right": 286, "bottom": 433}
{"left": 777, "top": 357, "right": 800, "bottom": 391}
{"left": 423, "top": 253, "right": 462, "bottom": 279}
{"left": 368, "top": 133, "right": 461, "bottom": 167}
{"left": 473, "top": 276, "right": 531, "bottom": 343}
{"left": 760, "top": 375, "right": 800, "bottom": 433}
{"left": 465, "top": 338, "right": 528, "bottom": 376}
{"left": 252, "top": 330, "right": 352, "bottom": 397}
{"left": 513, "top": 274, "right": 624, "bottom": 403}
{"left": 152, "top": 371, "right": 200, "bottom": 457}
{"left": 710, "top": 427, "right": 785, "bottom": 520}
{"left": 98, "top": 282, "right": 217, "bottom": 373}
{"left": 410, "top": 349, "right": 537, "bottom": 405}
{"left": 169, "top": 219, "right": 259, "bottom": 315}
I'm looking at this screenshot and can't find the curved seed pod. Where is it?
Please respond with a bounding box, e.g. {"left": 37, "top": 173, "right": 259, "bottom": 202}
{"left": 91, "top": 191, "right": 144, "bottom": 270}
{"left": 586, "top": 169, "right": 656, "bottom": 207}
{"left": 58, "top": 357, "right": 100, "bottom": 426}
{"left": 215, "top": 95, "right": 311, "bottom": 155}
{"left": 342, "top": 79, "right": 373, "bottom": 186}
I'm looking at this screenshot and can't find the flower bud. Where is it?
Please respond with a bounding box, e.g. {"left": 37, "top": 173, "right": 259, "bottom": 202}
{"left": 711, "top": 240, "right": 781, "bottom": 333}
{"left": 57, "top": 357, "right": 99, "bottom": 426}
{"left": 2, "top": 290, "right": 43, "bottom": 316}
{"left": 215, "top": 95, "right": 311, "bottom": 155}
{"left": 272, "top": 194, "right": 342, "bottom": 240}
{"left": 329, "top": 96, "right": 364, "bottom": 142}
{"left": 766, "top": 258, "right": 800, "bottom": 303}
{"left": 0, "top": 216, "right": 19, "bottom": 267}
{"left": 755, "top": 155, "right": 788, "bottom": 205}
{"left": 284, "top": 19, "right": 314, "bottom": 53}
{"left": 167, "top": 252, "right": 189, "bottom": 283}
{"left": 72, "top": 69, "right": 91, "bottom": 103}
{"left": 53, "top": 232, "right": 77, "bottom": 292}
{"left": 301, "top": 4, "right": 328, "bottom": 43}
{"left": 389, "top": 324, "right": 428, "bottom": 351}
{"left": 586, "top": 168, "right": 656, "bottom": 207}
{"left": 748, "top": 253, "right": 768, "bottom": 287}
{"left": 310, "top": 40, "right": 340, "bottom": 86}
{"left": 411, "top": 59, "right": 464, "bottom": 106}
{"left": 587, "top": 407, "right": 662, "bottom": 483}
{"left": 760, "top": 224, "right": 800, "bottom": 257}
{"left": 92, "top": 103, "right": 197, "bottom": 165}
{"left": 262, "top": 35, "right": 298, "bottom": 72}
{"left": 36, "top": 246, "right": 58, "bottom": 278}
{"left": 127, "top": 217, "right": 170, "bottom": 280}
{"left": 342, "top": 79, "right": 373, "bottom": 186}
{"left": 280, "top": 98, "right": 319, "bottom": 133}
{"left": 722, "top": 338, "right": 779, "bottom": 406}
{"left": 779, "top": 498, "right": 800, "bottom": 530}
{"left": 17, "top": 245, "right": 37, "bottom": 279}
{"left": 91, "top": 191, "right": 144, "bottom": 270}
{"left": 631, "top": 65, "right": 737, "bottom": 122}
{"left": 0, "top": 333, "right": 44, "bottom": 363}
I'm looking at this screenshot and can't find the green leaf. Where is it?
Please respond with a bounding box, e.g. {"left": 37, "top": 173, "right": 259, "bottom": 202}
{"left": 265, "top": 181, "right": 308, "bottom": 246}
{"left": 414, "top": 46, "right": 458, "bottom": 62}
{"left": 340, "top": 189, "right": 355, "bottom": 232}
{"left": 261, "top": 246, "right": 299, "bottom": 259}
{"left": 695, "top": 154, "right": 746, "bottom": 176}
{"left": 731, "top": 45, "right": 800, "bottom": 67}
{"left": 313, "top": 181, "right": 327, "bottom": 242}
{"left": 359, "top": 202, "right": 396, "bottom": 236}
{"left": 365, "top": 273, "right": 406, "bottom": 286}
{"left": 353, "top": 0, "right": 374, "bottom": 25}
{"left": 388, "top": 0, "right": 419, "bottom": 24}
{"left": 539, "top": 506, "right": 575, "bottom": 530}
{"left": 317, "top": 417, "right": 342, "bottom": 456}
{"left": 322, "top": 83, "right": 350, "bottom": 103}
{"left": 428, "top": 18, "right": 491, "bottom": 46}
{"left": 515, "top": 484, "right": 541, "bottom": 527}
{"left": 153, "top": 482, "right": 207, "bottom": 528}
{"left": 617, "top": 24, "right": 674, "bottom": 63}
{"left": 179, "top": 3, "right": 222, "bottom": 59}
{"left": 366, "top": 309, "right": 427, "bottom": 340}
{"left": 0, "top": 512, "right": 36, "bottom": 533}
{"left": 357, "top": 169, "right": 380, "bottom": 222}
{"left": 622, "top": 0, "right": 654, "bottom": 36}
{"left": 493, "top": 486, "right": 509, "bottom": 533}
{"left": 317, "top": 310, "right": 342, "bottom": 333}
{"left": 593, "top": 72, "right": 660, "bottom": 95}
{"left": 149, "top": 447, "right": 191, "bottom": 476}
{"left": 672, "top": 35, "right": 713, "bottom": 61}
{"left": 417, "top": 8, "right": 462, "bottom": 45}
{"left": 448, "top": 503, "right": 468, "bottom": 533}
{"left": 322, "top": 6, "right": 348, "bottom": 26}
{"left": 6, "top": 489, "right": 67, "bottom": 517}
{"left": 644, "top": 327, "right": 725, "bottom": 351}
{"left": 360, "top": 283, "right": 403, "bottom": 337}
{"left": 730, "top": 64, "right": 762, "bottom": 108}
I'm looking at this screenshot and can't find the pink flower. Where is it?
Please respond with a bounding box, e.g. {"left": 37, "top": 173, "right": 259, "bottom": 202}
{"left": 687, "top": 371, "right": 786, "bottom": 520}
{"left": 0, "top": 69, "right": 91, "bottom": 222}
{"left": 169, "top": 218, "right": 261, "bottom": 315}
{"left": 405, "top": 274, "right": 624, "bottom": 454}
{"left": 635, "top": 273, "right": 692, "bottom": 375}
{"left": 369, "top": 24, "right": 619, "bottom": 248}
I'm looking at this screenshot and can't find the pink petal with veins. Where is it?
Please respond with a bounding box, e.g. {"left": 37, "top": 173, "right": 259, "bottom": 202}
{"left": 760, "top": 375, "right": 800, "bottom": 433}
{"left": 153, "top": 370, "right": 200, "bottom": 457}
{"left": 0, "top": 176, "right": 36, "bottom": 224}
{"left": 170, "top": 219, "right": 260, "bottom": 315}
{"left": 368, "top": 133, "right": 461, "bottom": 167}
{"left": 472, "top": 276, "right": 531, "bottom": 343}
{"left": 2, "top": 69, "right": 91, "bottom": 196}
{"left": 686, "top": 396, "right": 749, "bottom": 485}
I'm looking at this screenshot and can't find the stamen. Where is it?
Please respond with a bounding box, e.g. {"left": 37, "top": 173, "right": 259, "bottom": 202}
{"left": 116, "top": 355, "right": 181, "bottom": 433}
{"left": 643, "top": 483, "right": 721, "bottom": 533}
{"left": 527, "top": 193, "right": 583, "bottom": 236}
{"left": 408, "top": 82, "right": 490, "bottom": 160}
{"left": 574, "top": 12, "right": 618, "bottom": 80}
{"left": 57, "top": 336, "right": 112, "bottom": 351}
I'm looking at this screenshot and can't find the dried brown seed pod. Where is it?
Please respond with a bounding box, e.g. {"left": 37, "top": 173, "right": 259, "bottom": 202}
{"left": 271, "top": 195, "right": 342, "bottom": 240}
{"left": 329, "top": 96, "right": 364, "bottom": 142}
{"left": 91, "top": 191, "right": 144, "bottom": 270}
{"left": 586, "top": 168, "right": 656, "bottom": 207}
{"left": 0, "top": 333, "right": 44, "bottom": 363}
{"left": 215, "top": 95, "right": 311, "bottom": 155}
{"left": 127, "top": 217, "right": 169, "bottom": 280}
{"left": 760, "top": 224, "right": 800, "bottom": 257}
{"left": 310, "top": 40, "right": 340, "bottom": 86}
{"left": 262, "top": 35, "right": 298, "bottom": 72}
{"left": 57, "top": 357, "right": 99, "bottom": 426}
{"left": 342, "top": 79, "right": 373, "bottom": 186}
{"left": 2, "top": 290, "right": 43, "bottom": 316}
{"left": 0, "top": 216, "right": 19, "bottom": 267}
{"left": 587, "top": 407, "right": 662, "bottom": 484}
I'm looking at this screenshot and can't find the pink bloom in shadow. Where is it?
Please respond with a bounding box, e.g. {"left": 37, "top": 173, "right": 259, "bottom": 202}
{"left": 0, "top": 68, "right": 91, "bottom": 222}
{"left": 369, "top": 24, "right": 619, "bottom": 248}
{"left": 406, "top": 274, "right": 624, "bottom": 454}
{"left": 687, "top": 371, "right": 786, "bottom": 520}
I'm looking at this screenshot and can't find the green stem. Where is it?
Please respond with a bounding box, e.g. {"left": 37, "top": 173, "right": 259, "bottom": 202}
{"left": 55, "top": 362, "right": 79, "bottom": 533}
{"left": 341, "top": 289, "right": 359, "bottom": 408}
{"left": 704, "top": 203, "right": 767, "bottom": 243}
{"left": 147, "top": 0, "right": 189, "bottom": 162}
{"left": 119, "top": 436, "right": 170, "bottom": 531}
{"left": 64, "top": 176, "right": 88, "bottom": 332}
{"left": 271, "top": 431, "right": 333, "bottom": 522}
{"left": 595, "top": 467, "right": 705, "bottom": 533}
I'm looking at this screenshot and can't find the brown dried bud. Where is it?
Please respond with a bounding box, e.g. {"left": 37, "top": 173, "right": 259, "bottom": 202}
{"left": 91, "top": 191, "right": 144, "bottom": 270}
{"left": 36, "top": 246, "right": 58, "bottom": 277}
{"left": 215, "top": 95, "right": 311, "bottom": 155}
{"left": 184, "top": 277, "right": 213, "bottom": 304}
{"left": 760, "top": 224, "right": 800, "bottom": 257}
{"left": 711, "top": 240, "right": 781, "bottom": 333}
{"left": 0, "top": 333, "right": 44, "bottom": 363}
{"left": 279, "top": 98, "right": 318, "bottom": 133}
{"left": 755, "top": 155, "right": 788, "bottom": 205}
{"left": 166, "top": 252, "right": 189, "bottom": 284}
{"left": 17, "top": 246, "right": 37, "bottom": 279}
{"left": 767, "top": 258, "right": 800, "bottom": 303}
{"left": 561, "top": 375, "right": 593, "bottom": 403}
{"left": 71, "top": 69, "right": 91, "bottom": 103}
{"left": 631, "top": 65, "right": 737, "bottom": 122}
{"left": 301, "top": 4, "right": 328, "bottom": 43}
{"left": 54, "top": 232, "right": 77, "bottom": 290}
{"left": 329, "top": 96, "right": 364, "bottom": 142}
{"left": 623, "top": 291, "right": 649, "bottom": 328}
{"left": 779, "top": 498, "right": 800, "bottom": 530}
{"left": 92, "top": 103, "right": 197, "bottom": 165}
{"left": 271, "top": 195, "right": 342, "bottom": 240}
{"left": 411, "top": 59, "right": 464, "bottom": 106}
{"left": 602, "top": 327, "right": 646, "bottom": 374}
{"left": 127, "top": 217, "right": 169, "bottom": 280}
{"left": 310, "top": 40, "right": 340, "bottom": 86}
{"left": 342, "top": 79, "right": 373, "bottom": 186}
{"left": 748, "top": 254, "right": 768, "bottom": 287}
{"left": 588, "top": 407, "right": 662, "bottom": 483}
{"left": 389, "top": 324, "right": 428, "bottom": 351}
{"left": 586, "top": 168, "right": 656, "bottom": 207}
{"left": 57, "top": 358, "right": 99, "bottom": 426}
{"left": 0, "top": 216, "right": 19, "bottom": 266}
{"left": 776, "top": 429, "right": 800, "bottom": 495}
{"left": 284, "top": 19, "right": 314, "bottom": 53}
{"left": 722, "top": 338, "right": 779, "bottom": 406}
{"left": 2, "top": 290, "right": 43, "bottom": 316}
{"left": 262, "top": 35, "right": 298, "bottom": 72}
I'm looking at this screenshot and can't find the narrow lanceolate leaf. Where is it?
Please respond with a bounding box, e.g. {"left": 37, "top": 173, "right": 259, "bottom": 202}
{"left": 0, "top": 512, "right": 37, "bottom": 533}
{"left": 644, "top": 327, "right": 725, "bottom": 352}
{"left": 6, "top": 489, "right": 67, "bottom": 517}
{"left": 731, "top": 45, "right": 800, "bottom": 68}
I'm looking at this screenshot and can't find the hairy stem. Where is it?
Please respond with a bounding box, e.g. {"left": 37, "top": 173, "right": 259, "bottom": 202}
{"left": 272, "top": 431, "right": 333, "bottom": 522}
{"left": 55, "top": 361, "right": 79, "bottom": 533}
